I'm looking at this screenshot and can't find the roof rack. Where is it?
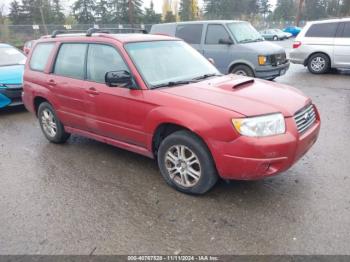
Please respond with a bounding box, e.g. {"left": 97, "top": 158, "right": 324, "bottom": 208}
{"left": 51, "top": 30, "right": 86, "bottom": 38}
{"left": 86, "top": 27, "right": 148, "bottom": 36}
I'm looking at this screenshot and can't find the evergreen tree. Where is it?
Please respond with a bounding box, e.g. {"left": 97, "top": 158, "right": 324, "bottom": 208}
{"left": 143, "top": 1, "right": 162, "bottom": 24}
{"left": 272, "top": 0, "right": 296, "bottom": 21}
{"left": 258, "top": 0, "right": 272, "bottom": 19}
{"left": 303, "top": 0, "right": 328, "bottom": 20}
{"left": 72, "top": 0, "right": 96, "bottom": 24}
{"left": 52, "top": 0, "right": 65, "bottom": 24}
{"left": 110, "top": 0, "right": 143, "bottom": 25}
{"left": 8, "top": 0, "right": 22, "bottom": 24}
{"left": 164, "top": 10, "right": 176, "bottom": 22}
{"left": 179, "top": 0, "right": 199, "bottom": 21}
{"left": 95, "top": 0, "right": 112, "bottom": 23}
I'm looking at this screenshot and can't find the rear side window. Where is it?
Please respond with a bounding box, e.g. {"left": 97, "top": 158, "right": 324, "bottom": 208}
{"left": 342, "top": 22, "right": 350, "bottom": 38}
{"left": 87, "top": 44, "right": 128, "bottom": 83}
{"left": 54, "top": 43, "right": 87, "bottom": 79}
{"left": 305, "top": 23, "right": 338, "bottom": 37}
{"left": 176, "top": 24, "right": 203, "bottom": 44}
{"left": 30, "top": 43, "right": 55, "bottom": 71}
{"left": 205, "top": 24, "right": 230, "bottom": 44}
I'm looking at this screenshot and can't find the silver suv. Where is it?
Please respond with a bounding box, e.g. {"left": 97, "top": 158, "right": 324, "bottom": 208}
{"left": 151, "top": 20, "right": 290, "bottom": 80}
{"left": 290, "top": 18, "right": 350, "bottom": 74}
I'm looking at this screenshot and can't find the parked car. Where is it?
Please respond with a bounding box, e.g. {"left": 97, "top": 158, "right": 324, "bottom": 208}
{"left": 23, "top": 40, "right": 35, "bottom": 55}
{"left": 151, "top": 20, "right": 290, "bottom": 80}
{"left": 273, "top": 28, "right": 293, "bottom": 39}
{"left": 23, "top": 29, "right": 320, "bottom": 194}
{"left": 283, "top": 26, "right": 302, "bottom": 37}
{"left": 260, "top": 29, "right": 286, "bottom": 41}
{"left": 290, "top": 18, "right": 350, "bottom": 74}
{"left": 0, "top": 43, "right": 26, "bottom": 108}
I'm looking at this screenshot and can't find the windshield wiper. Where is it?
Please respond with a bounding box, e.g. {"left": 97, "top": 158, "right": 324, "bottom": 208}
{"left": 192, "top": 73, "right": 222, "bottom": 81}
{"left": 152, "top": 80, "right": 194, "bottom": 89}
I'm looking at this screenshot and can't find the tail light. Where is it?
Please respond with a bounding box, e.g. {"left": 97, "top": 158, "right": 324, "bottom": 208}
{"left": 293, "top": 41, "right": 302, "bottom": 49}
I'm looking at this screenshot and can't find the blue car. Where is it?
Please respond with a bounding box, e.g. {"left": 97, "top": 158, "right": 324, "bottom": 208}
{"left": 0, "top": 43, "right": 26, "bottom": 108}
{"left": 283, "top": 26, "right": 302, "bottom": 37}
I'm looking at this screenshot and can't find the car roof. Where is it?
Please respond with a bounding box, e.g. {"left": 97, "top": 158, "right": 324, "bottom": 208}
{"left": 156, "top": 20, "right": 245, "bottom": 26}
{"left": 308, "top": 17, "right": 350, "bottom": 24}
{"left": 39, "top": 33, "right": 179, "bottom": 44}
{"left": 0, "top": 43, "right": 12, "bottom": 48}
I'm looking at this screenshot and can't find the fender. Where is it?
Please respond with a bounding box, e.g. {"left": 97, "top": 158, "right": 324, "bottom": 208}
{"left": 227, "top": 59, "right": 256, "bottom": 74}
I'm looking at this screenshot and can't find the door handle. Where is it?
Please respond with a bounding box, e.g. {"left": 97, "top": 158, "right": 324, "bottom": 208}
{"left": 86, "top": 87, "right": 100, "bottom": 96}
{"left": 47, "top": 79, "right": 56, "bottom": 86}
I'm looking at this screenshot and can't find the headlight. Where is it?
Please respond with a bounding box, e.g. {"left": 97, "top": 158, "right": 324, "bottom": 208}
{"left": 232, "top": 113, "right": 286, "bottom": 137}
{"left": 258, "top": 55, "right": 267, "bottom": 65}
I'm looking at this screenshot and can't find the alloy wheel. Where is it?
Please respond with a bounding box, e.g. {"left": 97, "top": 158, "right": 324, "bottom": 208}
{"left": 41, "top": 109, "right": 57, "bottom": 138}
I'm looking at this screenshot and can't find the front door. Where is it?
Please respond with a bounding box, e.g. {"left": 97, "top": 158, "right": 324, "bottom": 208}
{"left": 202, "top": 24, "right": 234, "bottom": 74}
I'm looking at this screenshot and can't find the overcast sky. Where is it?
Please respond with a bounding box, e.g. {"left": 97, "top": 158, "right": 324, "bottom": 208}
{"left": 1, "top": 0, "right": 277, "bottom": 15}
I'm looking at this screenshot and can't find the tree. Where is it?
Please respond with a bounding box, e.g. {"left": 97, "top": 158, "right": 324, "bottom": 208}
{"left": 143, "top": 1, "right": 162, "bottom": 24}
{"left": 303, "top": 0, "right": 327, "bottom": 20}
{"left": 52, "top": 0, "right": 65, "bottom": 24}
{"left": 8, "top": 0, "right": 22, "bottom": 24}
{"left": 204, "top": 0, "right": 259, "bottom": 20}
{"left": 95, "top": 0, "right": 112, "bottom": 23}
{"left": 164, "top": 10, "right": 176, "bottom": 22}
{"left": 258, "top": 0, "right": 271, "bottom": 20}
{"left": 72, "top": 0, "right": 96, "bottom": 24}
{"left": 272, "top": 0, "right": 296, "bottom": 21}
{"left": 340, "top": 0, "right": 350, "bottom": 16}
{"left": 179, "top": 0, "right": 199, "bottom": 21}
{"left": 109, "top": 0, "right": 143, "bottom": 25}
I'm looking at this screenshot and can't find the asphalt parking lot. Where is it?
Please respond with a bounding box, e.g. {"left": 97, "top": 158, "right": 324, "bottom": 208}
{"left": 1, "top": 39, "right": 350, "bottom": 255}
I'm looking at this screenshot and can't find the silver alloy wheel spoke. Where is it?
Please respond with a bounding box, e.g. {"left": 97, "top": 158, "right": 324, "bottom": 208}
{"left": 41, "top": 109, "right": 57, "bottom": 138}
{"left": 164, "top": 145, "right": 201, "bottom": 188}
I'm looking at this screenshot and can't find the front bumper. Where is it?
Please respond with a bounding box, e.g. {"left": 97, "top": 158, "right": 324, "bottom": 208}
{"left": 255, "top": 61, "right": 290, "bottom": 80}
{"left": 211, "top": 113, "right": 321, "bottom": 180}
{"left": 0, "top": 85, "right": 23, "bottom": 108}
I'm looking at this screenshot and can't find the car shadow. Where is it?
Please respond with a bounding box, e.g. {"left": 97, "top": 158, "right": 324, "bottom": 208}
{"left": 0, "top": 105, "right": 27, "bottom": 116}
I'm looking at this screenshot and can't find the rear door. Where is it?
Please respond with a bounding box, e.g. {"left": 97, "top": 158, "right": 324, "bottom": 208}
{"left": 334, "top": 22, "right": 350, "bottom": 68}
{"left": 202, "top": 24, "right": 234, "bottom": 73}
{"left": 50, "top": 43, "right": 89, "bottom": 130}
{"left": 175, "top": 24, "right": 204, "bottom": 53}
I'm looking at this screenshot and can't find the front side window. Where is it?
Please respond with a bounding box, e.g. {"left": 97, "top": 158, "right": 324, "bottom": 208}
{"left": 125, "top": 40, "right": 219, "bottom": 88}
{"left": 30, "top": 43, "right": 54, "bottom": 71}
{"left": 87, "top": 44, "right": 128, "bottom": 83}
{"left": 227, "top": 22, "right": 263, "bottom": 43}
{"left": 305, "top": 23, "right": 338, "bottom": 38}
{"left": 54, "top": 43, "right": 87, "bottom": 79}
{"left": 205, "top": 24, "right": 230, "bottom": 44}
{"left": 0, "top": 46, "right": 26, "bottom": 67}
{"left": 176, "top": 24, "right": 203, "bottom": 44}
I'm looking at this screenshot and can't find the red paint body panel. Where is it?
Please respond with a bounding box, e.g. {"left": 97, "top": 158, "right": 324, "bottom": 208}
{"left": 23, "top": 34, "right": 321, "bottom": 180}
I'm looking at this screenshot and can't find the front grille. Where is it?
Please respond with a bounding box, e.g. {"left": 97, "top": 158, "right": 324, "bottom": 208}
{"left": 270, "top": 53, "right": 287, "bottom": 66}
{"left": 294, "top": 104, "right": 316, "bottom": 134}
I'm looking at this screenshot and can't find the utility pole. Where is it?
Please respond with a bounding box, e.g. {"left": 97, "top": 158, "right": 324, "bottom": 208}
{"left": 39, "top": 6, "right": 48, "bottom": 35}
{"left": 128, "top": 0, "right": 134, "bottom": 27}
{"left": 295, "top": 0, "right": 304, "bottom": 27}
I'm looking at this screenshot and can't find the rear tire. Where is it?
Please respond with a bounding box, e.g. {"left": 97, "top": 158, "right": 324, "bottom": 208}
{"left": 38, "top": 102, "right": 70, "bottom": 144}
{"left": 307, "top": 53, "right": 330, "bottom": 74}
{"left": 157, "top": 130, "right": 218, "bottom": 195}
{"left": 273, "top": 35, "right": 278, "bottom": 41}
{"left": 231, "top": 65, "right": 254, "bottom": 77}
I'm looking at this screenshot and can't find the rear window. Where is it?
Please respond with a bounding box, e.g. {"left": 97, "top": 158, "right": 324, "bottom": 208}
{"left": 175, "top": 24, "right": 203, "bottom": 44}
{"left": 305, "top": 22, "right": 338, "bottom": 37}
{"left": 30, "top": 43, "right": 54, "bottom": 71}
{"left": 54, "top": 43, "right": 87, "bottom": 79}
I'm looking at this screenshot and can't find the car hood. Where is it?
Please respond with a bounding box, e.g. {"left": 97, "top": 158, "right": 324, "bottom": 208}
{"left": 0, "top": 65, "right": 24, "bottom": 86}
{"left": 160, "top": 75, "right": 310, "bottom": 117}
{"left": 239, "top": 41, "right": 285, "bottom": 55}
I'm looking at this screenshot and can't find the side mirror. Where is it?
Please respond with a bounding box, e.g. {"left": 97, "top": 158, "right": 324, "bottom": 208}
{"left": 208, "top": 58, "right": 215, "bottom": 65}
{"left": 219, "top": 38, "right": 234, "bottom": 45}
{"left": 105, "top": 70, "right": 134, "bottom": 88}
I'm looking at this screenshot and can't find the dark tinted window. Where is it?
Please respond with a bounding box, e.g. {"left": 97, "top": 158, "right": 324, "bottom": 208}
{"left": 305, "top": 22, "right": 338, "bottom": 37}
{"left": 342, "top": 22, "right": 350, "bottom": 38}
{"left": 54, "top": 43, "right": 87, "bottom": 79}
{"left": 30, "top": 43, "right": 54, "bottom": 71}
{"left": 87, "top": 44, "right": 128, "bottom": 83}
{"left": 175, "top": 24, "right": 203, "bottom": 44}
{"left": 205, "top": 24, "right": 230, "bottom": 44}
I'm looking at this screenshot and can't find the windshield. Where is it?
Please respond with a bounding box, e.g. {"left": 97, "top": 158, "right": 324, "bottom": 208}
{"left": 125, "top": 41, "right": 219, "bottom": 88}
{"left": 0, "top": 47, "right": 26, "bottom": 67}
{"left": 227, "top": 22, "right": 264, "bottom": 43}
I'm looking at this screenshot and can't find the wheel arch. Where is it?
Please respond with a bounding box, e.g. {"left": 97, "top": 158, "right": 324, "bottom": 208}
{"left": 33, "top": 96, "right": 51, "bottom": 116}
{"left": 228, "top": 61, "right": 255, "bottom": 76}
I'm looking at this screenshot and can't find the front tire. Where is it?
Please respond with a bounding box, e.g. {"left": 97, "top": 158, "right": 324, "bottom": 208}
{"left": 157, "top": 130, "right": 218, "bottom": 195}
{"left": 307, "top": 53, "right": 330, "bottom": 74}
{"left": 38, "top": 102, "right": 70, "bottom": 144}
{"left": 231, "top": 64, "right": 254, "bottom": 77}
{"left": 273, "top": 35, "right": 278, "bottom": 41}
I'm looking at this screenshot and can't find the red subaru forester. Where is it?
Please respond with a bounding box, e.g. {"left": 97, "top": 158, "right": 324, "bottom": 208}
{"left": 23, "top": 29, "right": 320, "bottom": 194}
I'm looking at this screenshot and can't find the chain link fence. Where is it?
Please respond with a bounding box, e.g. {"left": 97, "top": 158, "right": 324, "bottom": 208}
{"left": 0, "top": 21, "right": 307, "bottom": 48}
